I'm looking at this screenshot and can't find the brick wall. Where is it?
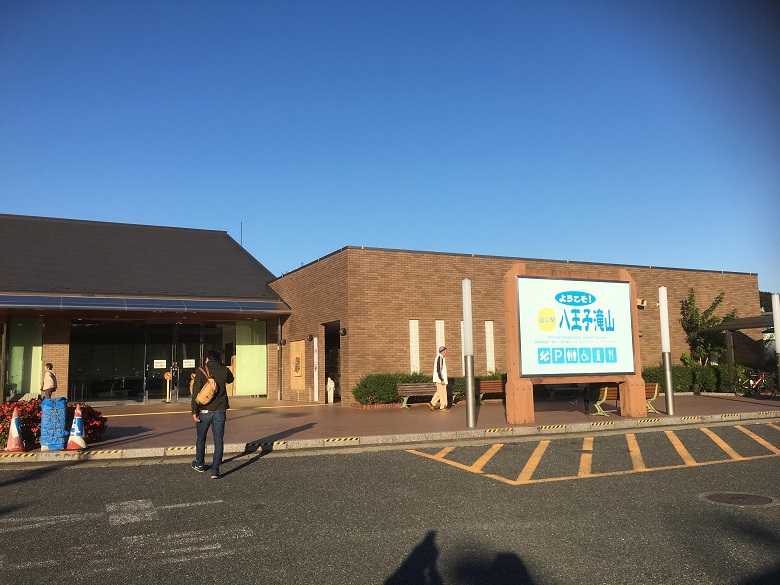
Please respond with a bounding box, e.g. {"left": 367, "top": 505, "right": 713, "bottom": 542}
{"left": 269, "top": 251, "right": 349, "bottom": 402}
{"left": 272, "top": 248, "right": 762, "bottom": 406}
{"left": 42, "top": 317, "right": 70, "bottom": 398}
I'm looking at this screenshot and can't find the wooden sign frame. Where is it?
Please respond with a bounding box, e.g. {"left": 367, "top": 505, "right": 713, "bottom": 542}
{"left": 503, "top": 262, "right": 646, "bottom": 425}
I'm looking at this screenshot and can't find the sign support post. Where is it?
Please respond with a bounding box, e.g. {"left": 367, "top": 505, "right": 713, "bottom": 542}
{"left": 462, "top": 279, "right": 476, "bottom": 427}
{"left": 659, "top": 286, "right": 675, "bottom": 415}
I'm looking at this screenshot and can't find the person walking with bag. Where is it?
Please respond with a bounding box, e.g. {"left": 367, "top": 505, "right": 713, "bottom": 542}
{"left": 429, "top": 346, "right": 449, "bottom": 412}
{"left": 191, "top": 350, "right": 234, "bottom": 479}
{"left": 41, "top": 363, "right": 57, "bottom": 400}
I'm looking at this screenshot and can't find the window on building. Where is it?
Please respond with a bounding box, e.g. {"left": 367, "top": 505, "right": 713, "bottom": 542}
{"left": 435, "top": 320, "right": 445, "bottom": 354}
{"left": 485, "top": 321, "right": 495, "bottom": 372}
{"left": 409, "top": 320, "right": 420, "bottom": 373}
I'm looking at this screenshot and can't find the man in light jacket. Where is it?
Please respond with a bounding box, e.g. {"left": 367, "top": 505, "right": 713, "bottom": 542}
{"left": 429, "top": 346, "right": 449, "bottom": 412}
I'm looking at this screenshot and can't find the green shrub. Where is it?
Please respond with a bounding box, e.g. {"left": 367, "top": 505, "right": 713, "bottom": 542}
{"left": 642, "top": 366, "right": 663, "bottom": 385}
{"left": 692, "top": 365, "right": 718, "bottom": 392}
{"left": 351, "top": 372, "right": 429, "bottom": 404}
{"left": 670, "top": 365, "right": 693, "bottom": 393}
{"left": 716, "top": 363, "right": 732, "bottom": 392}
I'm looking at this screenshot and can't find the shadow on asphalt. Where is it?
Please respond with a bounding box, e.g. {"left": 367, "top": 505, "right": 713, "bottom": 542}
{"left": 384, "top": 530, "right": 535, "bottom": 585}
{"left": 219, "top": 423, "right": 317, "bottom": 477}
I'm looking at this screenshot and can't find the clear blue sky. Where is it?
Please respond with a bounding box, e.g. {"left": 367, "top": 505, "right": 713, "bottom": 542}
{"left": 2, "top": 1, "right": 778, "bottom": 297}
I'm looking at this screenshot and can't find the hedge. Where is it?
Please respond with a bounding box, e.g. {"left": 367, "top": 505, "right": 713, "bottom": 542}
{"left": 352, "top": 372, "right": 504, "bottom": 405}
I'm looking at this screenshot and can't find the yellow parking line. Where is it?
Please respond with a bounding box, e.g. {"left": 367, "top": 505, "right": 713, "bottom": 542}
{"left": 700, "top": 427, "right": 744, "bottom": 460}
{"left": 469, "top": 443, "right": 503, "bottom": 473}
{"left": 626, "top": 434, "right": 646, "bottom": 471}
{"left": 515, "top": 440, "right": 550, "bottom": 483}
{"left": 578, "top": 437, "right": 593, "bottom": 477}
{"left": 434, "top": 447, "right": 454, "bottom": 458}
{"left": 408, "top": 423, "right": 780, "bottom": 487}
{"left": 665, "top": 430, "right": 698, "bottom": 466}
{"left": 735, "top": 425, "right": 780, "bottom": 455}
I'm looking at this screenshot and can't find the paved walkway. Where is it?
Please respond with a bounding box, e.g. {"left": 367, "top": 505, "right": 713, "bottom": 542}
{"left": 2, "top": 393, "right": 779, "bottom": 463}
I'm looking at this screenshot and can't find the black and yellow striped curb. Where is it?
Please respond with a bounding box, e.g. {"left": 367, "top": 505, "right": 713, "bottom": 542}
{"left": 0, "top": 452, "right": 38, "bottom": 459}
{"left": 2, "top": 410, "right": 779, "bottom": 464}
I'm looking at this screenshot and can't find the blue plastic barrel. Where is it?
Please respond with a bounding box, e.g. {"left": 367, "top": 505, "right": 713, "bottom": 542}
{"left": 40, "top": 397, "right": 68, "bottom": 450}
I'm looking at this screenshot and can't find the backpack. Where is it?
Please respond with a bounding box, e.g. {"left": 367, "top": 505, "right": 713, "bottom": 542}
{"left": 195, "top": 366, "right": 217, "bottom": 405}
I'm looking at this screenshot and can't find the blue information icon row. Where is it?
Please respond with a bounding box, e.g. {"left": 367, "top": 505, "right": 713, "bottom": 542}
{"left": 537, "top": 347, "right": 617, "bottom": 365}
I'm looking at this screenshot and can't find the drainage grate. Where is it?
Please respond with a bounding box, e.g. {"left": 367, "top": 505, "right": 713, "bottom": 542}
{"left": 700, "top": 492, "right": 778, "bottom": 508}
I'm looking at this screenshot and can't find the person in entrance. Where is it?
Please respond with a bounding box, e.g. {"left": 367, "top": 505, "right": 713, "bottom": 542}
{"left": 429, "top": 346, "right": 449, "bottom": 412}
{"left": 41, "top": 363, "right": 57, "bottom": 399}
{"left": 191, "top": 350, "right": 234, "bottom": 479}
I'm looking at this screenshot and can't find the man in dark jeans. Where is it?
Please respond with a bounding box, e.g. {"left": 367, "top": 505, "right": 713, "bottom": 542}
{"left": 191, "top": 350, "right": 234, "bottom": 479}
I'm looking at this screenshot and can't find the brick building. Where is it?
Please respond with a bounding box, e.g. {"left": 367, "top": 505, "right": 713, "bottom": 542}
{"left": 0, "top": 215, "right": 289, "bottom": 403}
{"left": 0, "top": 215, "right": 763, "bottom": 408}
{"left": 269, "top": 247, "right": 763, "bottom": 406}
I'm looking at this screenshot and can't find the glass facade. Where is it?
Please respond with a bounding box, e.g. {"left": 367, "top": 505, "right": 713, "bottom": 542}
{"left": 4, "top": 317, "right": 43, "bottom": 401}
{"left": 67, "top": 320, "right": 267, "bottom": 402}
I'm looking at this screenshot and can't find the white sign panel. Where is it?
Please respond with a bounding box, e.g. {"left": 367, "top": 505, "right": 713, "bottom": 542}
{"left": 153, "top": 359, "right": 167, "bottom": 369}
{"left": 517, "top": 277, "right": 635, "bottom": 376}
{"left": 182, "top": 359, "right": 196, "bottom": 369}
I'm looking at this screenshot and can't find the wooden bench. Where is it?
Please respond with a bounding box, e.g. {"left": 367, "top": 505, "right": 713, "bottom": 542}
{"left": 474, "top": 379, "right": 505, "bottom": 404}
{"left": 397, "top": 382, "right": 438, "bottom": 408}
{"left": 592, "top": 385, "right": 620, "bottom": 416}
{"left": 591, "top": 382, "right": 661, "bottom": 416}
{"left": 645, "top": 382, "right": 660, "bottom": 414}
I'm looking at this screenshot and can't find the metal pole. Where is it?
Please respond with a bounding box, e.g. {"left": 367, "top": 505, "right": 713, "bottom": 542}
{"left": 772, "top": 294, "right": 780, "bottom": 392}
{"left": 277, "top": 318, "right": 283, "bottom": 401}
{"left": 659, "top": 286, "right": 675, "bottom": 415}
{"left": 462, "top": 279, "right": 476, "bottom": 427}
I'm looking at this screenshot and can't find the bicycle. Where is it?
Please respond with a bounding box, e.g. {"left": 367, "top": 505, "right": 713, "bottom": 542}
{"left": 734, "top": 371, "right": 766, "bottom": 397}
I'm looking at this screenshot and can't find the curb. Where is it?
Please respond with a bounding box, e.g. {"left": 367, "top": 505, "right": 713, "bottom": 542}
{"left": 2, "top": 409, "right": 779, "bottom": 464}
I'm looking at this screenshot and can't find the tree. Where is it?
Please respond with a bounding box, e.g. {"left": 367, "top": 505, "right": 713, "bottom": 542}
{"left": 759, "top": 291, "right": 774, "bottom": 312}
{"left": 679, "top": 288, "right": 737, "bottom": 365}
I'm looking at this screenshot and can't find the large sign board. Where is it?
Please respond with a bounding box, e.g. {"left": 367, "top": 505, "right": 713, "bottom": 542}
{"left": 517, "top": 276, "right": 636, "bottom": 376}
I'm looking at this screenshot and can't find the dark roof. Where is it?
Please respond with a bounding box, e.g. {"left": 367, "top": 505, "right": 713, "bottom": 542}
{"left": 0, "top": 215, "right": 286, "bottom": 304}
{"left": 705, "top": 314, "right": 774, "bottom": 332}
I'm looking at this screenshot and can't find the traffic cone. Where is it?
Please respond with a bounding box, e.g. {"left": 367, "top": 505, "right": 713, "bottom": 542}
{"left": 66, "top": 404, "right": 86, "bottom": 450}
{"left": 3, "top": 407, "right": 24, "bottom": 452}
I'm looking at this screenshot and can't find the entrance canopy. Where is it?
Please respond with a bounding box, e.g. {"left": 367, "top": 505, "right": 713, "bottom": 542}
{"left": 0, "top": 294, "right": 289, "bottom": 314}
{"left": 705, "top": 313, "right": 774, "bottom": 388}
{"left": 706, "top": 314, "right": 774, "bottom": 333}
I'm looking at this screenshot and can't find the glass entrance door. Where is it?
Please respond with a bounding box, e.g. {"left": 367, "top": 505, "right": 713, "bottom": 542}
{"left": 175, "top": 324, "right": 202, "bottom": 401}
{"left": 145, "top": 324, "right": 174, "bottom": 401}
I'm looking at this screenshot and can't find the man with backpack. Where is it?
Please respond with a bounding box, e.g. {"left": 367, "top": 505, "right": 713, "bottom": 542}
{"left": 191, "top": 350, "right": 234, "bottom": 479}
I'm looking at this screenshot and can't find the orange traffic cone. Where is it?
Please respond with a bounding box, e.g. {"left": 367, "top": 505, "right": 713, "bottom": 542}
{"left": 3, "top": 407, "right": 24, "bottom": 452}
{"left": 66, "top": 404, "right": 87, "bottom": 450}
